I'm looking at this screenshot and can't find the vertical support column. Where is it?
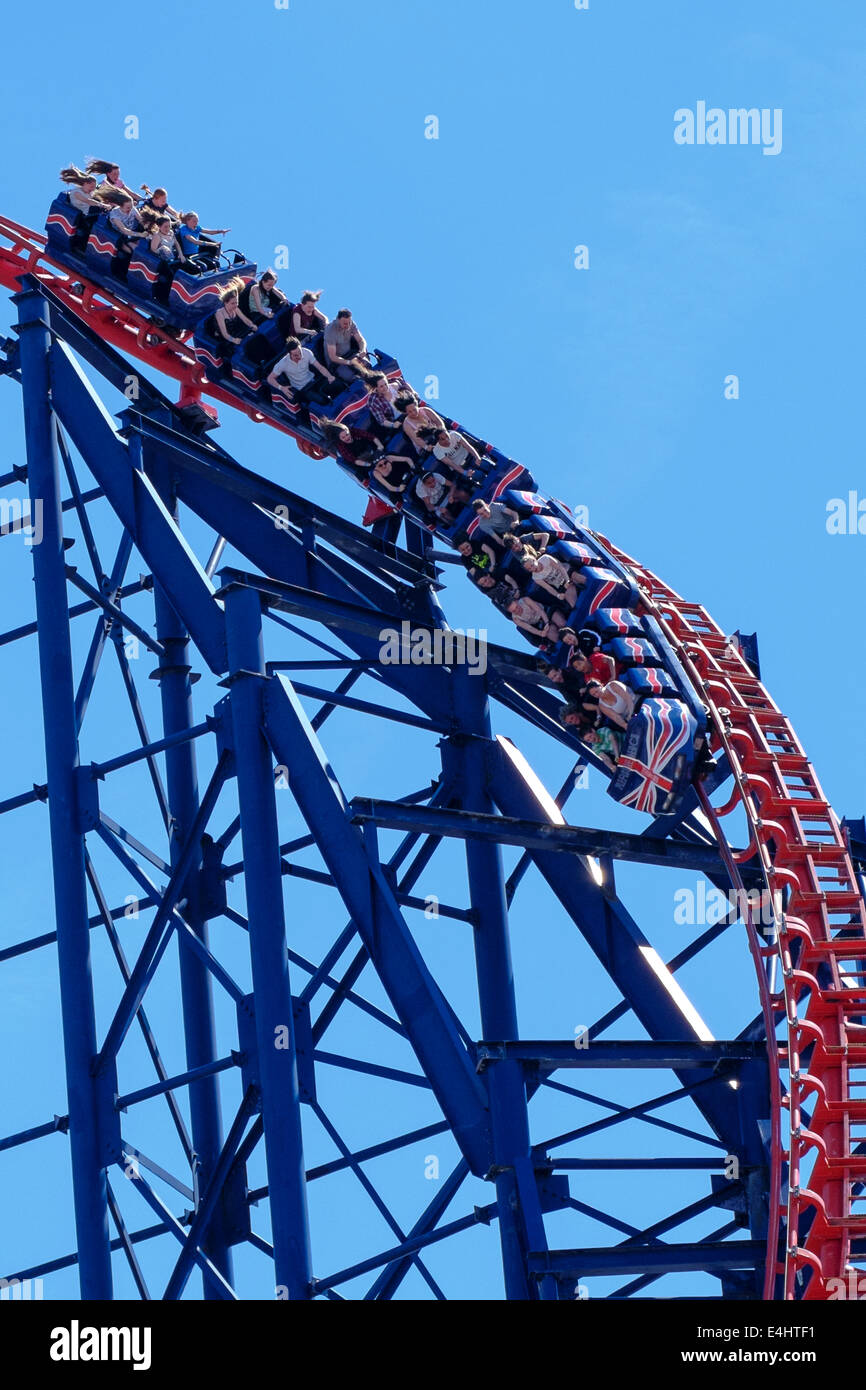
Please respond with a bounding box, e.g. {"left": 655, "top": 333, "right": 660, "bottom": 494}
{"left": 224, "top": 583, "right": 312, "bottom": 1299}
{"left": 16, "top": 289, "right": 113, "bottom": 1299}
{"left": 446, "top": 667, "right": 547, "bottom": 1300}
{"left": 149, "top": 453, "right": 234, "bottom": 1297}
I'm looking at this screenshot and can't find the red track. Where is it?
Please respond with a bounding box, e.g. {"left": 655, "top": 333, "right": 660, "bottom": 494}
{"left": 600, "top": 533, "right": 866, "bottom": 1299}
{"left": 0, "top": 215, "right": 326, "bottom": 459}
{"left": 3, "top": 213, "right": 864, "bottom": 1299}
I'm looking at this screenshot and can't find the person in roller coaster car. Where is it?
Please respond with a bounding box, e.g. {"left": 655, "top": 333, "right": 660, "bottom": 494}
{"left": 503, "top": 527, "right": 550, "bottom": 558}
{"left": 535, "top": 656, "right": 576, "bottom": 694}
{"left": 597, "top": 679, "right": 636, "bottom": 731}
{"left": 558, "top": 627, "right": 616, "bottom": 684}
{"left": 584, "top": 723, "right": 621, "bottom": 772}
{"left": 557, "top": 680, "right": 624, "bottom": 771}
{"left": 453, "top": 530, "right": 505, "bottom": 576}
{"left": 209, "top": 279, "right": 258, "bottom": 353}
{"left": 100, "top": 191, "right": 147, "bottom": 276}
{"left": 324, "top": 309, "right": 370, "bottom": 383}
{"left": 522, "top": 549, "right": 584, "bottom": 608}
{"left": 59, "top": 166, "right": 104, "bottom": 247}
{"left": 415, "top": 470, "right": 471, "bottom": 525}
{"left": 364, "top": 372, "right": 403, "bottom": 431}
{"left": 177, "top": 212, "right": 230, "bottom": 271}
{"left": 471, "top": 570, "right": 521, "bottom": 612}
{"left": 558, "top": 691, "right": 601, "bottom": 738}
{"left": 138, "top": 186, "right": 181, "bottom": 225}
{"left": 316, "top": 418, "right": 386, "bottom": 480}
{"left": 429, "top": 427, "right": 488, "bottom": 482}
{"left": 472, "top": 497, "right": 520, "bottom": 538}
{"left": 267, "top": 336, "right": 340, "bottom": 413}
{"left": 372, "top": 450, "right": 417, "bottom": 496}
{"left": 547, "top": 654, "right": 634, "bottom": 772}
{"left": 292, "top": 291, "right": 328, "bottom": 341}
{"left": 86, "top": 159, "right": 137, "bottom": 200}
{"left": 399, "top": 396, "right": 445, "bottom": 457}
{"left": 147, "top": 216, "right": 199, "bottom": 300}
{"left": 506, "top": 594, "right": 564, "bottom": 647}
{"left": 239, "top": 270, "right": 286, "bottom": 324}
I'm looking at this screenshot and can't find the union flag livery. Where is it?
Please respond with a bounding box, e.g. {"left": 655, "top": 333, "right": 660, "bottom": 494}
{"left": 608, "top": 698, "right": 699, "bottom": 815}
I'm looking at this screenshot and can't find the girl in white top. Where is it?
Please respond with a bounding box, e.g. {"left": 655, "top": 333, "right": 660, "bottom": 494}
{"left": 522, "top": 551, "right": 580, "bottom": 608}
{"left": 103, "top": 192, "right": 147, "bottom": 261}
{"left": 59, "top": 166, "right": 103, "bottom": 214}
{"left": 432, "top": 428, "right": 481, "bottom": 476}
{"left": 507, "top": 595, "right": 562, "bottom": 642}
{"left": 149, "top": 217, "right": 180, "bottom": 262}
{"left": 598, "top": 681, "right": 636, "bottom": 730}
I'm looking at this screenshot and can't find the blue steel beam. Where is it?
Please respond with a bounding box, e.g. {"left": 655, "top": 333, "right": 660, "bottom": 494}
{"left": 528, "top": 1243, "right": 766, "bottom": 1278}
{"left": 3, "top": 282, "right": 770, "bottom": 1299}
{"left": 93, "top": 755, "right": 231, "bottom": 1072}
{"left": 444, "top": 667, "right": 551, "bottom": 1299}
{"left": 311, "top": 1101, "right": 445, "bottom": 1300}
{"left": 476, "top": 1041, "right": 767, "bottom": 1069}
{"left": 260, "top": 657, "right": 491, "bottom": 1176}
{"left": 349, "top": 797, "right": 762, "bottom": 882}
{"left": 85, "top": 855, "right": 193, "bottom": 1164}
{"left": 122, "top": 409, "right": 436, "bottom": 588}
{"left": 46, "top": 344, "right": 227, "bottom": 673}
{"left": 162, "top": 1089, "right": 257, "bottom": 1301}
{"left": 487, "top": 738, "right": 749, "bottom": 1149}
{"left": 74, "top": 531, "right": 135, "bottom": 728}
{"left": 15, "top": 287, "right": 113, "bottom": 1299}
{"left": 224, "top": 584, "right": 313, "bottom": 1299}
{"left": 148, "top": 443, "right": 234, "bottom": 1297}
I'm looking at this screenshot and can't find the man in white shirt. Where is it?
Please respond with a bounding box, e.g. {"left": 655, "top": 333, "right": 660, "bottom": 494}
{"left": 267, "top": 337, "right": 338, "bottom": 408}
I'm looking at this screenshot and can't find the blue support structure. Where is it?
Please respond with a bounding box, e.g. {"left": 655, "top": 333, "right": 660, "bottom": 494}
{"left": 445, "top": 668, "right": 553, "bottom": 1299}
{"left": 0, "top": 284, "right": 779, "bottom": 1300}
{"left": 149, "top": 448, "right": 234, "bottom": 1296}
{"left": 15, "top": 288, "right": 113, "bottom": 1299}
{"left": 223, "top": 583, "right": 313, "bottom": 1299}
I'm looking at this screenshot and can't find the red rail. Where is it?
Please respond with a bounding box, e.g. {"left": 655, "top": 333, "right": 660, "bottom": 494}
{"left": 0, "top": 215, "right": 327, "bottom": 459}
{"left": 599, "top": 531, "right": 866, "bottom": 1299}
{"left": 3, "top": 213, "right": 864, "bottom": 1298}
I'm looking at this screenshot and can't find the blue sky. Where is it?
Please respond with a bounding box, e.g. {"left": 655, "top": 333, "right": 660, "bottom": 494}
{"left": 0, "top": 0, "right": 864, "bottom": 1301}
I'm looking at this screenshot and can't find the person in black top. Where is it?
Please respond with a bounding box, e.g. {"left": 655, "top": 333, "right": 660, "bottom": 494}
{"left": 316, "top": 418, "right": 387, "bottom": 478}
{"left": 471, "top": 570, "right": 521, "bottom": 613}
{"left": 453, "top": 530, "right": 505, "bottom": 575}
{"left": 372, "top": 452, "right": 417, "bottom": 495}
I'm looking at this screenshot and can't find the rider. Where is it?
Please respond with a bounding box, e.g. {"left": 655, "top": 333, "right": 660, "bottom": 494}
{"left": 176, "top": 212, "right": 229, "bottom": 270}
{"left": 267, "top": 337, "right": 339, "bottom": 411}
{"left": 324, "top": 308, "right": 369, "bottom": 383}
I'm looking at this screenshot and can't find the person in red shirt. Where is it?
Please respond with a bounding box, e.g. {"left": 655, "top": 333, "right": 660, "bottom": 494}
{"left": 558, "top": 627, "right": 616, "bottom": 683}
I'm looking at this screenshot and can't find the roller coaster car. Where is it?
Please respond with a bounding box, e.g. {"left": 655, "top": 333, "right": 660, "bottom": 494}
{"left": 126, "top": 244, "right": 255, "bottom": 329}
{"left": 607, "top": 697, "right": 702, "bottom": 815}
{"left": 45, "top": 195, "right": 256, "bottom": 330}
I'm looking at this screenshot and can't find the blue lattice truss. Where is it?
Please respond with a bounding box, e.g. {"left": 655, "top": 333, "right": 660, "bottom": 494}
{"left": 0, "top": 279, "right": 776, "bottom": 1300}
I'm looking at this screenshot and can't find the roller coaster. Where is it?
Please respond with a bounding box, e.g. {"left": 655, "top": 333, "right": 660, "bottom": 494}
{"left": 0, "top": 188, "right": 864, "bottom": 1301}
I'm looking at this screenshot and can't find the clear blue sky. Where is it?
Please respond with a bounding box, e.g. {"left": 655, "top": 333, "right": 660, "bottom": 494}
{"left": 0, "top": 0, "right": 863, "bottom": 1301}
